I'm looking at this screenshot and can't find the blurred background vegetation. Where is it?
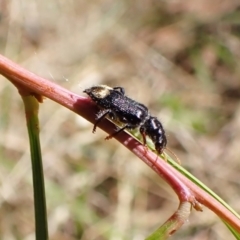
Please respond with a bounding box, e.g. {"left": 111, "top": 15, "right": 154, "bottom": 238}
{"left": 1, "top": 0, "right": 240, "bottom": 239}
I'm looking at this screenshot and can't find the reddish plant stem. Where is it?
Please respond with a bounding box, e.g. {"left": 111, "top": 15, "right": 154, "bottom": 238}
{"left": 0, "top": 54, "right": 240, "bottom": 231}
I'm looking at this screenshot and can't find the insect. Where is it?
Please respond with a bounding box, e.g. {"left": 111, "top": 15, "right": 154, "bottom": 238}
{"left": 83, "top": 85, "right": 167, "bottom": 155}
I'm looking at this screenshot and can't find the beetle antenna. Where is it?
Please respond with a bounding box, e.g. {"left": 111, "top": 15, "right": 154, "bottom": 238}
{"left": 164, "top": 147, "right": 181, "bottom": 165}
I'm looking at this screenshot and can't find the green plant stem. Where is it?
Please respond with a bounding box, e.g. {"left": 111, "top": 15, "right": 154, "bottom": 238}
{"left": 22, "top": 95, "right": 48, "bottom": 240}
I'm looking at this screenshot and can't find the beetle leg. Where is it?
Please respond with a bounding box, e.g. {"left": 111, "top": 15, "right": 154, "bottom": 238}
{"left": 105, "top": 125, "right": 129, "bottom": 140}
{"left": 140, "top": 126, "right": 149, "bottom": 154}
{"left": 93, "top": 109, "right": 111, "bottom": 133}
{"left": 113, "top": 87, "right": 125, "bottom": 95}
{"left": 140, "top": 126, "right": 147, "bottom": 146}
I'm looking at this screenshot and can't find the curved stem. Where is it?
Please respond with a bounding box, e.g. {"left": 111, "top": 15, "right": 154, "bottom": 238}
{"left": 0, "top": 54, "right": 240, "bottom": 232}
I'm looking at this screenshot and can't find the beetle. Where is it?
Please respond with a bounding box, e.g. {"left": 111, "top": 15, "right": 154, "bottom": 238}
{"left": 83, "top": 85, "right": 167, "bottom": 155}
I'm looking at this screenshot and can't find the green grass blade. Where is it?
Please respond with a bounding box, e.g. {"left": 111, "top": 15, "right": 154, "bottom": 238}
{"left": 22, "top": 95, "right": 48, "bottom": 240}
{"left": 167, "top": 156, "right": 240, "bottom": 239}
